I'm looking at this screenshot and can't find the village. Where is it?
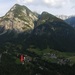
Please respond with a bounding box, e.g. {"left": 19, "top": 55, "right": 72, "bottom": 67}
{"left": 0, "top": 50, "right": 73, "bottom": 65}
{"left": 43, "top": 53, "right": 71, "bottom": 65}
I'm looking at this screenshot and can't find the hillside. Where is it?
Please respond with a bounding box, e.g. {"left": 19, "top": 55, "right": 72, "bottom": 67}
{"left": 26, "top": 12, "right": 75, "bottom": 52}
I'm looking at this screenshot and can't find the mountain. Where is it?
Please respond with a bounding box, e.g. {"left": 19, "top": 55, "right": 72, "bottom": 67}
{"left": 56, "top": 15, "right": 75, "bottom": 27}
{"left": 26, "top": 12, "right": 75, "bottom": 52}
{"left": 65, "top": 16, "right": 75, "bottom": 27}
{"left": 0, "top": 4, "right": 38, "bottom": 34}
{"left": 0, "top": 4, "right": 38, "bottom": 44}
{"left": 56, "top": 15, "right": 70, "bottom": 20}
{"left": 0, "top": 4, "right": 75, "bottom": 52}
{"left": 1, "top": 4, "right": 75, "bottom": 75}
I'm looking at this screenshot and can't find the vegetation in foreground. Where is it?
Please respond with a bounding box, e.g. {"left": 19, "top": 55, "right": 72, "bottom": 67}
{"left": 0, "top": 44, "right": 75, "bottom": 75}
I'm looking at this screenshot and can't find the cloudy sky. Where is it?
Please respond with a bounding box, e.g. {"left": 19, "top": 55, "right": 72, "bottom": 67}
{"left": 0, "top": 0, "right": 75, "bottom": 17}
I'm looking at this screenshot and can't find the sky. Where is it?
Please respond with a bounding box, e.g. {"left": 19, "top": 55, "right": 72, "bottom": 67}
{"left": 0, "top": 0, "right": 75, "bottom": 17}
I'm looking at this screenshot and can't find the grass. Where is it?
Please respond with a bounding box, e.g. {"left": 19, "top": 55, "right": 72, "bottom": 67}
{"left": 27, "top": 47, "right": 75, "bottom": 63}
{"left": 68, "top": 56, "right": 75, "bottom": 63}
{"left": 15, "top": 58, "right": 21, "bottom": 64}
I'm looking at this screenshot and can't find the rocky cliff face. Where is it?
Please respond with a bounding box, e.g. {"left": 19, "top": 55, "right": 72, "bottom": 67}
{"left": 0, "top": 4, "right": 38, "bottom": 35}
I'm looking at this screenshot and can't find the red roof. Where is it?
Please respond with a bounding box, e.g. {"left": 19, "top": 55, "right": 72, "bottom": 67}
{"left": 20, "top": 55, "right": 24, "bottom": 62}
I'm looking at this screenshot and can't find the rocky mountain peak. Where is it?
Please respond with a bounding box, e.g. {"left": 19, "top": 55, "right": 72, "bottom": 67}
{"left": 5, "top": 4, "right": 38, "bottom": 21}
{"left": 0, "top": 4, "right": 38, "bottom": 35}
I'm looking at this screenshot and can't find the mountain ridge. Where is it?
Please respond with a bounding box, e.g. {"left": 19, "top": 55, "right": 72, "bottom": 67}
{"left": 0, "top": 4, "right": 75, "bottom": 52}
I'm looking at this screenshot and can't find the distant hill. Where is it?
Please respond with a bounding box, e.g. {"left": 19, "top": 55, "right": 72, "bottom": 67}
{"left": 56, "top": 15, "right": 70, "bottom": 20}
{"left": 65, "top": 16, "right": 75, "bottom": 27}
{"left": 56, "top": 15, "right": 75, "bottom": 27}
